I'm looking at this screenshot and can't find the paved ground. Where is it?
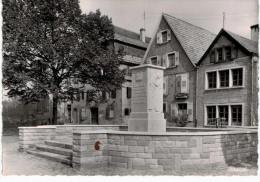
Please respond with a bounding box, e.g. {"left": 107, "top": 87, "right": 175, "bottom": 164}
{"left": 2, "top": 135, "right": 258, "bottom": 176}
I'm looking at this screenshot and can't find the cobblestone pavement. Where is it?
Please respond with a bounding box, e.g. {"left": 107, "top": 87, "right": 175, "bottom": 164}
{"left": 2, "top": 135, "right": 258, "bottom": 176}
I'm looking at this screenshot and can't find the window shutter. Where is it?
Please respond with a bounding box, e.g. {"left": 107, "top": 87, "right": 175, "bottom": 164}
{"left": 181, "top": 73, "right": 189, "bottom": 93}
{"left": 231, "top": 47, "right": 238, "bottom": 59}
{"left": 163, "top": 76, "right": 168, "bottom": 95}
{"left": 167, "top": 29, "right": 171, "bottom": 41}
{"left": 156, "top": 32, "right": 161, "bottom": 44}
{"left": 157, "top": 55, "right": 161, "bottom": 66}
{"left": 210, "top": 50, "right": 215, "bottom": 63}
{"left": 175, "top": 51, "right": 179, "bottom": 66}
{"left": 162, "top": 54, "right": 167, "bottom": 67}
{"left": 214, "top": 49, "right": 218, "bottom": 62}
{"left": 166, "top": 54, "right": 170, "bottom": 68}
{"left": 187, "top": 102, "right": 193, "bottom": 121}
{"left": 175, "top": 75, "right": 181, "bottom": 93}
{"left": 171, "top": 103, "right": 177, "bottom": 117}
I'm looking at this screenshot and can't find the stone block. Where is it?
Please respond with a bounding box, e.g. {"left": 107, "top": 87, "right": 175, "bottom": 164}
{"left": 200, "top": 153, "right": 210, "bottom": 159}
{"left": 124, "top": 140, "right": 138, "bottom": 146}
{"left": 117, "top": 145, "right": 128, "bottom": 152}
{"left": 181, "top": 153, "right": 200, "bottom": 160}
{"left": 111, "top": 156, "right": 128, "bottom": 163}
{"left": 136, "top": 153, "right": 153, "bottom": 159}
{"left": 144, "top": 146, "right": 155, "bottom": 153}
{"left": 121, "top": 152, "right": 137, "bottom": 158}
{"left": 160, "top": 141, "right": 176, "bottom": 147}
{"left": 155, "top": 147, "right": 171, "bottom": 153}
{"left": 128, "top": 146, "right": 145, "bottom": 153}
{"left": 137, "top": 140, "right": 150, "bottom": 146}
{"left": 132, "top": 158, "right": 146, "bottom": 167}
{"left": 176, "top": 141, "right": 187, "bottom": 148}
{"left": 153, "top": 153, "right": 175, "bottom": 159}
{"left": 145, "top": 159, "right": 158, "bottom": 165}
{"left": 158, "top": 159, "right": 175, "bottom": 166}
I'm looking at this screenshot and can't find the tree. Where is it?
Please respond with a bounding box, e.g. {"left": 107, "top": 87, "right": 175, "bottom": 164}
{"left": 2, "top": 0, "right": 125, "bottom": 124}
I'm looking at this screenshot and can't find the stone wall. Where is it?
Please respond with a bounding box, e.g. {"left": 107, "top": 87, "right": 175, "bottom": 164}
{"left": 18, "top": 125, "right": 125, "bottom": 151}
{"left": 19, "top": 126, "right": 56, "bottom": 151}
{"left": 72, "top": 130, "right": 258, "bottom": 172}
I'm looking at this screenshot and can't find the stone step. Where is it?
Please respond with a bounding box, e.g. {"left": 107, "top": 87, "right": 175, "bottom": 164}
{"left": 27, "top": 149, "right": 72, "bottom": 166}
{"left": 45, "top": 140, "right": 72, "bottom": 149}
{"left": 35, "top": 144, "right": 72, "bottom": 157}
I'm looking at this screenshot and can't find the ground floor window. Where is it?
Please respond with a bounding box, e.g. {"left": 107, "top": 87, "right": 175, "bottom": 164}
{"left": 178, "top": 103, "right": 187, "bottom": 115}
{"left": 205, "top": 104, "right": 243, "bottom": 126}
{"left": 206, "top": 106, "right": 216, "bottom": 125}
{"left": 231, "top": 105, "right": 242, "bottom": 126}
{"left": 218, "top": 105, "right": 228, "bottom": 125}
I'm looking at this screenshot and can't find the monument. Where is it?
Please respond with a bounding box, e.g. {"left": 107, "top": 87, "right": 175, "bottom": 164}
{"left": 128, "top": 64, "right": 166, "bottom": 132}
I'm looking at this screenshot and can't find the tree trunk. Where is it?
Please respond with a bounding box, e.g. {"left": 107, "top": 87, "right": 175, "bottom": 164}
{"left": 52, "top": 96, "right": 58, "bottom": 125}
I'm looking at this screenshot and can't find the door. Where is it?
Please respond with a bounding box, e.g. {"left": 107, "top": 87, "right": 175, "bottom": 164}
{"left": 91, "top": 107, "right": 99, "bottom": 124}
{"left": 73, "top": 108, "right": 78, "bottom": 124}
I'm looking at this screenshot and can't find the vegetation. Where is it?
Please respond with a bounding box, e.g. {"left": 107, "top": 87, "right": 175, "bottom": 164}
{"left": 2, "top": 0, "right": 125, "bottom": 124}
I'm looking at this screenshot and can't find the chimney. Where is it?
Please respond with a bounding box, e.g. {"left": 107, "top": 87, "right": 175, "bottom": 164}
{"left": 250, "top": 24, "right": 259, "bottom": 42}
{"left": 140, "top": 28, "right": 146, "bottom": 42}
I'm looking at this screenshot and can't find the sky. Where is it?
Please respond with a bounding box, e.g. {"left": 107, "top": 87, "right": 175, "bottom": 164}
{"left": 79, "top": 0, "right": 259, "bottom": 39}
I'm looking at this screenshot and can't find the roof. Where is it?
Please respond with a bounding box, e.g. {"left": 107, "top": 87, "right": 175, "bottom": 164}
{"left": 225, "top": 30, "right": 258, "bottom": 53}
{"left": 162, "top": 13, "right": 216, "bottom": 65}
{"left": 197, "top": 29, "right": 258, "bottom": 65}
{"left": 250, "top": 24, "right": 259, "bottom": 29}
{"left": 114, "top": 26, "right": 151, "bottom": 49}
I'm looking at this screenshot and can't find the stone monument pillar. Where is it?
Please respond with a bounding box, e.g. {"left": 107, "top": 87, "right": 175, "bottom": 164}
{"left": 128, "top": 64, "right": 166, "bottom": 132}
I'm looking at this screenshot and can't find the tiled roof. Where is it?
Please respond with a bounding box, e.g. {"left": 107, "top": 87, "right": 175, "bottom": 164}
{"left": 225, "top": 30, "right": 258, "bottom": 54}
{"left": 114, "top": 26, "right": 151, "bottom": 48}
{"left": 163, "top": 13, "right": 216, "bottom": 65}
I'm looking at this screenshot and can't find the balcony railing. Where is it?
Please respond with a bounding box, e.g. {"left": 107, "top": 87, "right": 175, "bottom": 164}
{"left": 207, "top": 118, "right": 228, "bottom": 128}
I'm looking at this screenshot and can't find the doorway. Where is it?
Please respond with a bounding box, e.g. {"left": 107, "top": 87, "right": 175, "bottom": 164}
{"left": 91, "top": 107, "right": 99, "bottom": 124}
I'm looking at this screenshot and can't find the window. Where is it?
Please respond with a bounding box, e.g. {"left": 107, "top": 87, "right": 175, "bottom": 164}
{"left": 176, "top": 73, "right": 189, "bottom": 94}
{"left": 178, "top": 103, "right": 187, "bottom": 115}
{"left": 218, "top": 105, "right": 229, "bottom": 125}
{"left": 232, "top": 68, "right": 243, "bottom": 86}
{"left": 219, "top": 70, "right": 229, "bottom": 87}
{"left": 206, "top": 104, "right": 243, "bottom": 126}
{"left": 124, "top": 108, "right": 130, "bottom": 116}
{"left": 207, "top": 106, "right": 216, "bottom": 125}
{"left": 217, "top": 48, "right": 223, "bottom": 61}
{"left": 150, "top": 57, "right": 157, "bottom": 65}
{"left": 207, "top": 72, "right": 217, "bottom": 89}
{"left": 211, "top": 46, "right": 236, "bottom": 63}
{"left": 231, "top": 105, "right": 242, "bottom": 126}
{"left": 157, "top": 29, "right": 171, "bottom": 44}
{"left": 111, "top": 89, "right": 116, "bottom": 99}
{"left": 81, "top": 91, "right": 84, "bottom": 100}
{"left": 168, "top": 53, "right": 175, "bottom": 67}
{"left": 162, "top": 31, "right": 168, "bottom": 43}
{"left": 127, "top": 87, "right": 131, "bottom": 98}
{"left": 225, "top": 46, "right": 232, "bottom": 60}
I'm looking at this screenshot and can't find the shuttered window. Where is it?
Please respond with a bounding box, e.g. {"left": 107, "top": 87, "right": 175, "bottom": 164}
{"left": 157, "top": 29, "right": 171, "bottom": 44}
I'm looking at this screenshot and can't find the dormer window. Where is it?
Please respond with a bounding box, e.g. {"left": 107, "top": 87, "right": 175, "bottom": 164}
{"left": 157, "top": 29, "right": 171, "bottom": 44}
{"left": 162, "top": 31, "right": 168, "bottom": 43}
{"left": 210, "top": 46, "right": 237, "bottom": 63}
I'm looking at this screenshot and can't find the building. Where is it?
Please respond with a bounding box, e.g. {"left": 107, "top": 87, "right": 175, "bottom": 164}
{"left": 59, "top": 26, "right": 150, "bottom": 125}
{"left": 196, "top": 27, "right": 258, "bottom": 127}
{"left": 143, "top": 13, "right": 215, "bottom": 126}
